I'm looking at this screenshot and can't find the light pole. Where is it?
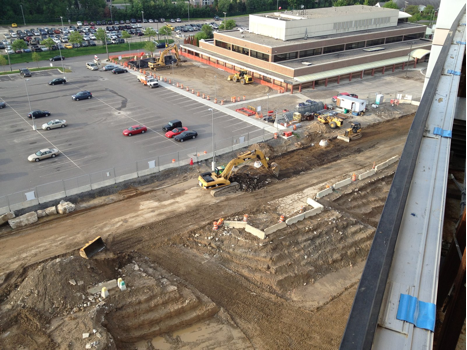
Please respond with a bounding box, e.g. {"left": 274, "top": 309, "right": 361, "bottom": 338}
{"left": 187, "top": 1, "right": 190, "bottom": 21}
{"left": 20, "top": 4, "right": 26, "bottom": 26}
{"left": 104, "top": 36, "right": 109, "bottom": 61}
{"left": 110, "top": 2, "right": 113, "bottom": 23}
{"left": 405, "top": 41, "right": 413, "bottom": 78}
{"left": 7, "top": 50, "right": 12, "bottom": 71}
{"left": 223, "top": 12, "right": 227, "bottom": 28}
{"left": 141, "top": 11, "right": 144, "bottom": 23}
{"left": 59, "top": 17, "right": 65, "bottom": 72}
{"left": 24, "top": 79, "right": 34, "bottom": 130}
{"left": 277, "top": 0, "right": 279, "bottom": 10}
{"left": 267, "top": 93, "right": 269, "bottom": 114}
{"left": 214, "top": 75, "right": 217, "bottom": 100}
{"left": 208, "top": 108, "right": 215, "bottom": 171}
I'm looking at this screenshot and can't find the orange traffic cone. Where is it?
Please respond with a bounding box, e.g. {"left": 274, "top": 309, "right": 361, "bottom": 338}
{"left": 243, "top": 214, "right": 248, "bottom": 222}
{"left": 352, "top": 173, "right": 357, "bottom": 181}
{"left": 279, "top": 215, "right": 285, "bottom": 223}
{"left": 190, "top": 158, "right": 194, "bottom": 166}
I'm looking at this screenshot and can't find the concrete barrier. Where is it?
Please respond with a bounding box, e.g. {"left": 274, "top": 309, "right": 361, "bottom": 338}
{"left": 375, "top": 161, "right": 389, "bottom": 171}
{"left": 91, "top": 179, "right": 116, "bottom": 191}
{"left": 115, "top": 173, "right": 138, "bottom": 183}
{"left": 224, "top": 221, "right": 247, "bottom": 229}
{"left": 66, "top": 185, "right": 92, "bottom": 197}
{"left": 245, "top": 224, "right": 265, "bottom": 239}
{"left": 387, "top": 156, "right": 399, "bottom": 165}
{"left": 10, "top": 199, "right": 39, "bottom": 212}
{"left": 286, "top": 213, "right": 305, "bottom": 225}
{"left": 333, "top": 177, "right": 352, "bottom": 190}
{"left": 316, "top": 187, "right": 333, "bottom": 198}
{"left": 39, "top": 191, "right": 66, "bottom": 204}
{"left": 358, "top": 169, "right": 376, "bottom": 180}
{"left": 264, "top": 222, "right": 287, "bottom": 235}
{"left": 307, "top": 198, "right": 323, "bottom": 209}
{"left": 304, "top": 207, "right": 323, "bottom": 218}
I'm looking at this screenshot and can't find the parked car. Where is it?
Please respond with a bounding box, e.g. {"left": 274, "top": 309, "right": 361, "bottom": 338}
{"left": 49, "top": 55, "right": 65, "bottom": 61}
{"left": 176, "top": 18, "right": 182, "bottom": 23}
{"left": 155, "top": 41, "right": 166, "bottom": 48}
{"left": 349, "top": 93, "right": 359, "bottom": 98}
{"left": 86, "top": 62, "right": 98, "bottom": 70}
{"left": 48, "top": 78, "right": 67, "bottom": 85}
{"left": 42, "top": 119, "right": 67, "bottom": 130}
{"left": 72, "top": 91, "right": 92, "bottom": 100}
{"left": 0, "top": 101, "right": 6, "bottom": 109}
{"left": 165, "top": 126, "right": 188, "bottom": 138}
{"left": 162, "top": 119, "right": 182, "bottom": 132}
{"left": 19, "top": 68, "right": 32, "bottom": 77}
{"left": 28, "top": 110, "right": 51, "bottom": 119}
{"left": 174, "top": 130, "right": 198, "bottom": 142}
{"left": 77, "top": 21, "right": 83, "bottom": 26}
{"left": 148, "top": 19, "right": 154, "bottom": 23}
{"left": 112, "top": 68, "right": 128, "bottom": 74}
{"left": 64, "top": 43, "right": 73, "bottom": 49}
{"left": 102, "top": 64, "right": 117, "bottom": 71}
{"left": 123, "top": 125, "right": 147, "bottom": 136}
{"left": 28, "top": 148, "right": 59, "bottom": 162}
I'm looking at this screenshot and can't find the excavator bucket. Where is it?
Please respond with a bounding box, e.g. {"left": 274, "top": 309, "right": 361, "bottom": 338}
{"left": 79, "top": 236, "right": 106, "bottom": 259}
{"left": 270, "top": 162, "right": 280, "bottom": 177}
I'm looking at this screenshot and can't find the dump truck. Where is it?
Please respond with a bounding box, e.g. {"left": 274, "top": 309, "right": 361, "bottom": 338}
{"left": 79, "top": 236, "right": 106, "bottom": 259}
{"left": 148, "top": 45, "right": 180, "bottom": 70}
{"left": 337, "top": 122, "right": 362, "bottom": 142}
{"left": 227, "top": 69, "right": 253, "bottom": 85}
{"left": 198, "top": 150, "right": 279, "bottom": 197}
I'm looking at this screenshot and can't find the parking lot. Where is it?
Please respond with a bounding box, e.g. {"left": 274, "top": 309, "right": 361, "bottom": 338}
{"left": 0, "top": 59, "right": 266, "bottom": 197}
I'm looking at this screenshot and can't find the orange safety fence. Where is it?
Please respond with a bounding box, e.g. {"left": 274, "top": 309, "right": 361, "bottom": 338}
{"left": 180, "top": 51, "right": 286, "bottom": 93}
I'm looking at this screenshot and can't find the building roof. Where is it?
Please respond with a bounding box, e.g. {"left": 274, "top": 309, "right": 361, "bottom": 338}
{"left": 256, "top": 6, "right": 390, "bottom": 20}
{"left": 219, "top": 22, "right": 426, "bottom": 48}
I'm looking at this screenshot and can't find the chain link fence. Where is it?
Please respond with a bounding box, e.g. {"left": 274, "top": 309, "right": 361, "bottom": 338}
{"left": 0, "top": 128, "right": 272, "bottom": 214}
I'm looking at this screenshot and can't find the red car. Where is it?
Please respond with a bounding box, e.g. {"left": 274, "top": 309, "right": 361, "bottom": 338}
{"left": 165, "top": 126, "right": 188, "bottom": 138}
{"left": 123, "top": 125, "right": 147, "bottom": 136}
{"left": 332, "top": 92, "right": 349, "bottom": 102}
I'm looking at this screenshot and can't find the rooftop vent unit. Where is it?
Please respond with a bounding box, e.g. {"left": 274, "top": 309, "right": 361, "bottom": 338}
{"left": 302, "top": 62, "right": 313, "bottom": 66}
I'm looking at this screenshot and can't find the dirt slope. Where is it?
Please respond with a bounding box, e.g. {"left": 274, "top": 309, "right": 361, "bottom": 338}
{"left": 0, "top": 114, "right": 414, "bottom": 349}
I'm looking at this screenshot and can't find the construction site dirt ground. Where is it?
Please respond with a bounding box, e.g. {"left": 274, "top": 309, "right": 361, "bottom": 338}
{"left": 0, "top": 59, "right": 430, "bottom": 350}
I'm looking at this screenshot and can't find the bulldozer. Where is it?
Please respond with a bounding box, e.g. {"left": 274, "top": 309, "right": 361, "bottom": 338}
{"left": 337, "top": 122, "right": 362, "bottom": 142}
{"left": 198, "top": 150, "right": 279, "bottom": 197}
{"left": 227, "top": 69, "right": 253, "bottom": 85}
{"left": 317, "top": 114, "right": 344, "bottom": 129}
{"left": 148, "top": 45, "right": 180, "bottom": 70}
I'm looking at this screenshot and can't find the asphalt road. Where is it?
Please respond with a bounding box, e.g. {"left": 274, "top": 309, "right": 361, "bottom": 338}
{"left": 0, "top": 57, "right": 264, "bottom": 199}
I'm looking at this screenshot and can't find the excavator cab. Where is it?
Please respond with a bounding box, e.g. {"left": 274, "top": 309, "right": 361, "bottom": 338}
{"left": 214, "top": 166, "right": 225, "bottom": 177}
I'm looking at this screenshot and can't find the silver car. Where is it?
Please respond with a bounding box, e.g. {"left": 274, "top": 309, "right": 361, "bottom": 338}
{"left": 42, "top": 119, "right": 67, "bottom": 130}
{"left": 86, "top": 62, "right": 98, "bottom": 70}
{"left": 28, "top": 148, "right": 60, "bottom": 162}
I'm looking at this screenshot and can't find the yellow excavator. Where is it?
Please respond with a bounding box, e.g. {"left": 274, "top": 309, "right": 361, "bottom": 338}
{"left": 227, "top": 69, "right": 253, "bottom": 85}
{"left": 148, "top": 45, "right": 180, "bottom": 70}
{"left": 337, "top": 122, "right": 362, "bottom": 142}
{"left": 198, "top": 150, "right": 279, "bottom": 197}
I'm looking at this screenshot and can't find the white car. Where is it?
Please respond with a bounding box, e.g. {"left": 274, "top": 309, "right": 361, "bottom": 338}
{"left": 86, "top": 62, "right": 98, "bottom": 70}
{"left": 83, "top": 35, "right": 90, "bottom": 41}
{"left": 89, "top": 34, "right": 96, "bottom": 40}
{"left": 28, "top": 148, "right": 60, "bottom": 162}
{"left": 42, "top": 119, "right": 67, "bottom": 130}
{"left": 77, "top": 21, "right": 83, "bottom": 26}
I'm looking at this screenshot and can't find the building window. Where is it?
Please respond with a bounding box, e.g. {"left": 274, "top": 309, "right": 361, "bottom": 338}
{"left": 366, "top": 38, "right": 385, "bottom": 47}
{"left": 215, "top": 40, "right": 231, "bottom": 50}
{"left": 273, "top": 52, "right": 297, "bottom": 61}
{"left": 323, "top": 44, "right": 345, "bottom": 54}
{"left": 403, "top": 32, "right": 424, "bottom": 40}
{"left": 345, "top": 41, "right": 365, "bottom": 50}
{"left": 232, "top": 44, "right": 249, "bottom": 56}
{"left": 299, "top": 48, "right": 322, "bottom": 58}
{"left": 385, "top": 36, "right": 403, "bottom": 44}
{"left": 251, "top": 50, "right": 270, "bottom": 62}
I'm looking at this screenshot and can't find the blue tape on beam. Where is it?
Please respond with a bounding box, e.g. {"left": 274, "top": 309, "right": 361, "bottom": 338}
{"left": 447, "top": 70, "right": 461, "bottom": 76}
{"left": 456, "top": 41, "right": 466, "bottom": 45}
{"left": 433, "top": 127, "right": 452, "bottom": 138}
{"left": 396, "top": 294, "right": 436, "bottom": 332}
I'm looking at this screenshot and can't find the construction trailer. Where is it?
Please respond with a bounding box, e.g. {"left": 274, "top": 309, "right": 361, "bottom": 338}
{"left": 336, "top": 96, "right": 367, "bottom": 113}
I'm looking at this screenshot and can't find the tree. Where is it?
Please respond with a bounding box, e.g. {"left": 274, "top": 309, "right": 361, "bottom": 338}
{"left": 408, "top": 13, "right": 421, "bottom": 23}
{"left": 218, "top": 0, "right": 230, "bottom": 12}
{"left": 201, "top": 24, "right": 213, "bottom": 39}
{"left": 96, "top": 28, "right": 108, "bottom": 45}
{"left": 41, "top": 38, "right": 55, "bottom": 51}
{"left": 220, "top": 19, "right": 236, "bottom": 30}
{"left": 32, "top": 52, "right": 41, "bottom": 68}
{"left": 144, "top": 27, "right": 157, "bottom": 41}
{"left": 12, "top": 39, "right": 27, "bottom": 53}
{"left": 0, "top": 55, "right": 7, "bottom": 72}
{"left": 383, "top": 1, "right": 399, "bottom": 9}
{"left": 144, "top": 41, "right": 156, "bottom": 57}
{"left": 159, "top": 26, "right": 172, "bottom": 46}
{"left": 69, "top": 32, "right": 84, "bottom": 46}
{"left": 405, "top": 5, "right": 419, "bottom": 15}
{"left": 122, "top": 30, "right": 132, "bottom": 51}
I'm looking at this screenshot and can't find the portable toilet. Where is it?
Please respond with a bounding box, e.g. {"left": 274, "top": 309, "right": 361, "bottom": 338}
{"left": 376, "top": 94, "right": 384, "bottom": 105}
